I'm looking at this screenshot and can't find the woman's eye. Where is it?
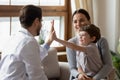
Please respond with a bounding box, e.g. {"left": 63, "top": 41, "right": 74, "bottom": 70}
{"left": 73, "top": 20, "right": 77, "bottom": 23}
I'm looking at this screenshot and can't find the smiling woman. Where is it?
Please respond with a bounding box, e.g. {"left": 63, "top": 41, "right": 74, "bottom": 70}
{"left": 0, "top": 0, "right": 69, "bottom": 51}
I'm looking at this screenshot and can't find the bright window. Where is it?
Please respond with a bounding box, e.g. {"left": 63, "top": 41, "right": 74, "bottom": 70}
{"left": 0, "top": 0, "right": 68, "bottom": 51}
{"left": 0, "top": 0, "right": 64, "bottom": 6}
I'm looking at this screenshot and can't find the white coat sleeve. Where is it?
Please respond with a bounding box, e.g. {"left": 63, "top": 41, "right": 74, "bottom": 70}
{"left": 39, "top": 46, "right": 48, "bottom": 61}
{"left": 21, "top": 40, "right": 48, "bottom": 80}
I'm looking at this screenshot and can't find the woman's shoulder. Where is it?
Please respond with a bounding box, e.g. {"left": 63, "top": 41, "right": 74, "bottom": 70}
{"left": 68, "top": 36, "right": 78, "bottom": 43}
{"left": 97, "top": 36, "right": 108, "bottom": 44}
{"left": 97, "top": 36, "right": 109, "bottom": 48}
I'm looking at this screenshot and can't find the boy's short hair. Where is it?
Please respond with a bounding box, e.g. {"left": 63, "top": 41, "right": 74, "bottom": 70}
{"left": 80, "top": 24, "right": 101, "bottom": 43}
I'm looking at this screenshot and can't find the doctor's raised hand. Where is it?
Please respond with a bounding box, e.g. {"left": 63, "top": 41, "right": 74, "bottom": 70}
{"left": 45, "top": 20, "right": 55, "bottom": 46}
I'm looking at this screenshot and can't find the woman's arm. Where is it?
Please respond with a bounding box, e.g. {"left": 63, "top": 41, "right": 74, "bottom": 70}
{"left": 66, "top": 37, "right": 80, "bottom": 78}
{"left": 93, "top": 37, "right": 113, "bottom": 80}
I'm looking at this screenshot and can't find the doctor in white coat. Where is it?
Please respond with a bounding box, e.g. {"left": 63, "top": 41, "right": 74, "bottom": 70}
{"left": 0, "top": 5, "right": 54, "bottom": 80}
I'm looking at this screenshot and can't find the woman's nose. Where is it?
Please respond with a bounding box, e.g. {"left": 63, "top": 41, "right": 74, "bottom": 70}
{"left": 77, "top": 21, "right": 85, "bottom": 27}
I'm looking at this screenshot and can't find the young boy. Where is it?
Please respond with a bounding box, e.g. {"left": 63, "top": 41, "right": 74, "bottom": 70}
{"left": 53, "top": 23, "right": 103, "bottom": 80}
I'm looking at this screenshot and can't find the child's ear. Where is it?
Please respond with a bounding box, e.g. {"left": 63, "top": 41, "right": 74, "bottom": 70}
{"left": 91, "top": 36, "right": 96, "bottom": 42}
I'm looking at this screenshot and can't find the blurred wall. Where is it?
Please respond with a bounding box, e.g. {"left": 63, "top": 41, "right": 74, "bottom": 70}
{"left": 92, "top": 0, "right": 120, "bottom": 52}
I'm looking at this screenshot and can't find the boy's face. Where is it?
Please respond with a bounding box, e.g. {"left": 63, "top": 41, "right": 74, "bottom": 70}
{"left": 78, "top": 31, "right": 94, "bottom": 46}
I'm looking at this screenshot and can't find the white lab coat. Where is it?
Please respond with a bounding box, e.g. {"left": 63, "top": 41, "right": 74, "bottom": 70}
{"left": 0, "top": 28, "right": 48, "bottom": 80}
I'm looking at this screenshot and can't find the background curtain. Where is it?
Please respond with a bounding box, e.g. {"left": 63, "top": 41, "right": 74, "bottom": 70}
{"left": 71, "top": 0, "right": 94, "bottom": 23}
{"left": 116, "top": 0, "right": 120, "bottom": 53}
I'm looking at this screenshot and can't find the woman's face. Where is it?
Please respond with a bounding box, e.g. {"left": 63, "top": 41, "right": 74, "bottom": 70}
{"left": 72, "top": 13, "right": 90, "bottom": 33}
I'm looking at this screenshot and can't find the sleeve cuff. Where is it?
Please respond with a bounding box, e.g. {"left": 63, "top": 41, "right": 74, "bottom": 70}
{"left": 43, "top": 43, "right": 50, "bottom": 50}
{"left": 76, "top": 73, "right": 81, "bottom": 78}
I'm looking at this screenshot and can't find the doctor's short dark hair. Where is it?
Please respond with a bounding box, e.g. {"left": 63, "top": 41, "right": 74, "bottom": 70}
{"left": 19, "top": 5, "right": 42, "bottom": 28}
{"left": 80, "top": 24, "right": 101, "bottom": 43}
